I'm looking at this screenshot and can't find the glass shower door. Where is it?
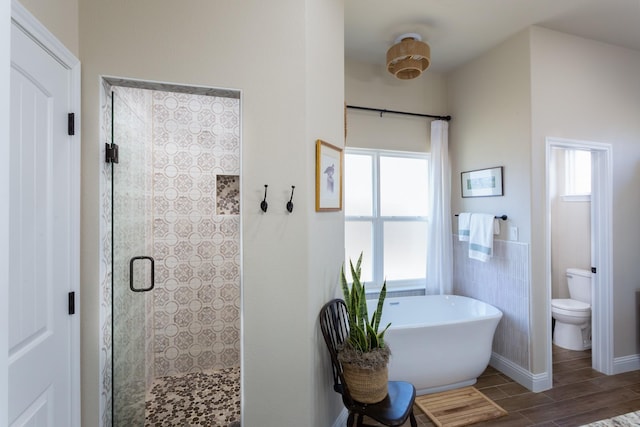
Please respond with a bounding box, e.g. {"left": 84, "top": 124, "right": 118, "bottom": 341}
{"left": 110, "top": 84, "right": 242, "bottom": 425}
{"left": 112, "top": 88, "right": 155, "bottom": 427}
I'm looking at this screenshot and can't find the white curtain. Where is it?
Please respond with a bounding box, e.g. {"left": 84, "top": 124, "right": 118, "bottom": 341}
{"left": 426, "top": 120, "right": 453, "bottom": 295}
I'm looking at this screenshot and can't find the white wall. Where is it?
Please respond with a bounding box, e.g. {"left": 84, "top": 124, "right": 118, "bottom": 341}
{"left": 447, "top": 30, "right": 532, "bottom": 244}
{"left": 78, "top": 0, "right": 344, "bottom": 426}
{"left": 345, "top": 59, "right": 447, "bottom": 152}
{"left": 530, "top": 26, "right": 640, "bottom": 358}
{"left": 307, "top": 1, "right": 346, "bottom": 421}
{"left": 550, "top": 148, "right": 591, "bottom": 299}
{"left": 446, "top": 30, "right": 536, "bottom": 375}
{"left": 19, "top": 0, "right": 78, "bottom": 56}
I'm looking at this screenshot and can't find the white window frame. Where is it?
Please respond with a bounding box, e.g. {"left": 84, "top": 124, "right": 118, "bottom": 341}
{"left": 345, "top": 148, "right": 429, "bottom": 292}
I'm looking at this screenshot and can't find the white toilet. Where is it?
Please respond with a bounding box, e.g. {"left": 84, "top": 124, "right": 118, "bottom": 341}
{"left": 551, "top": 268, "right": 592, "bottom": 351}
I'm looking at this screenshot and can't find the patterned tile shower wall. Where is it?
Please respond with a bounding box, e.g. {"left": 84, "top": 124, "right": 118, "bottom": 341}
{"left": 151, "top": 91, "right": 240, "bottom": 376}
{"left": 99, "top": 85, "right": 241, "bottom": 426}
{"left": 453, "top": 238, "right": 531, "bottom": 370}
{"left": 99, "top": 85, "right": 114, "bottom": 427}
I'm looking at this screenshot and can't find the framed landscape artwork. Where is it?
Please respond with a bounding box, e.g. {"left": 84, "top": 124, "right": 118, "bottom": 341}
{"left": 461, "top": 166, "right": 503, "bottom": 198}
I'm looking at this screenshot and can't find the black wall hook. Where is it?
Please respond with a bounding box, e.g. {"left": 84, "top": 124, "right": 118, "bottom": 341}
{"left": 260, "top": 185, "right": 268, "bottom": 212}
{"left": 286, "top": 186, "right": 295, "bottom": 213}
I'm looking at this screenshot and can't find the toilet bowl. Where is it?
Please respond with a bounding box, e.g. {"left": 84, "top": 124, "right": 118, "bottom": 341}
{"left": 552, "top": 299, "right": 591, "bottom": 350}
{"left": 551, "top": 268, "right": 592, "bottom": 351}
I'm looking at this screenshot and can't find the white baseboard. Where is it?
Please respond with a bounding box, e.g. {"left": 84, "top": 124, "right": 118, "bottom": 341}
{"left": 491, "top": 352, "right": 640, "bottom": 393}
{"left": 490, "top": 352, "right": 552, "bottom": 392}
{"left": 332, "top": 408, "right": 348, "bottom": 427}
{"left": 613, "top": 354, "right": 640, "bottom": 374}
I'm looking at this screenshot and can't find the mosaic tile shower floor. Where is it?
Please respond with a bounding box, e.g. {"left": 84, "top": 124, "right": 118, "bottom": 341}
{"left": 145, "top": 366, "right": 240, "bottom": 426}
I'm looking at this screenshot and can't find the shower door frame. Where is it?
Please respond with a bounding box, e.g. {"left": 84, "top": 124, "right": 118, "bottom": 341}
{"left": 99, "top": 76, "right": 243, "bottom": 426}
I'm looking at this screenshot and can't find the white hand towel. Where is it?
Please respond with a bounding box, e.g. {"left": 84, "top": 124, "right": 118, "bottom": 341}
{"left": 493, "top": 218, "right": 500, "bottom": 235}
{"left": 469, "top": 213, "right": 495, "bottom": 262}
{"left": 458, "top": 213, "right": 471, "bottom": 241}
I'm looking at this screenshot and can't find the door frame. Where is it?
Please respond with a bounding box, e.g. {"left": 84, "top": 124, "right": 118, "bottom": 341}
{"left": 9, "top": 1, "right": 81, "bottom": 425}
{"left": 545, "top": 137, "right": 614, "bottom": 379}
{"left": 1, "top": 1, "right": 10, "bottom": 424}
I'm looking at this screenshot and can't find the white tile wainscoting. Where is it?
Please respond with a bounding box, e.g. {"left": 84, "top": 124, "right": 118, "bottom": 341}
{"left": 453, "top": 237, "right": 531, "bottom": 371}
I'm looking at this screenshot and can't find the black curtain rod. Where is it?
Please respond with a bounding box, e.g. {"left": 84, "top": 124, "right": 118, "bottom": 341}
{"left": 346, "top": 104, "right": 452, "bottom": 121}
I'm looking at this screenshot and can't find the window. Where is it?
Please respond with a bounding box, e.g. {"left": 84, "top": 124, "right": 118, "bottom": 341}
{"left": 564, "top": 149, "right": 591, "bottom": 201}
{"left": 344, "top": 149, "right": 429, "bottom": 291}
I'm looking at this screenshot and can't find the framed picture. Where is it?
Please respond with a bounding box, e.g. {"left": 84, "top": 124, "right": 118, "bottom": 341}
{"left": 461, "top": 166, "right": 503, "bottom": 197}
{"left": 316, "top": 139, "right": 343, "bottom": 211}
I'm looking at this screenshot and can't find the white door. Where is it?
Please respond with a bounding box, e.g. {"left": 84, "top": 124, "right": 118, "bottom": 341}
{"left": 9, "top": 11, "right": 79, "bottom": 427}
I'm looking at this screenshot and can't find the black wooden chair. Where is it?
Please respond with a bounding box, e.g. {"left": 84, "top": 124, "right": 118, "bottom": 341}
{"left": 319, "top": 299, "right": 417, "bottom": 427}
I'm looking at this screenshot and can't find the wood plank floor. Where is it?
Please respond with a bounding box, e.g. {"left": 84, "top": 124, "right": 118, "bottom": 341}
{"left": 366, "top": 346, "right": 640, "bottom": 426}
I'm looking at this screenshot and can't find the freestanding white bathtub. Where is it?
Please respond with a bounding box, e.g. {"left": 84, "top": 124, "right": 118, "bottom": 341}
{"left": 367, "top": 294, "right": 503, "bottom": 395}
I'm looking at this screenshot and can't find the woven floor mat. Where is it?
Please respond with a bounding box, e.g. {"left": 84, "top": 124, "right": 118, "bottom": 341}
{"left": 415, "top": 386, "right": 507, "bottom": 427}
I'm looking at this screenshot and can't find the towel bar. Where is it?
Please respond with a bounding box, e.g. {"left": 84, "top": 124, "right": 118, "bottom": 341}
{"left": 455, "top": 214, "right": 507, "bottom": 221}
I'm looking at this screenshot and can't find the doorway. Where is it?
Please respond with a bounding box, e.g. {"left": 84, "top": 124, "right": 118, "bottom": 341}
{"left": 104, "top": 79, "right": 242, "bottom": 426}
{"left": 546, "top": 137, "right": 613, "bottom": 380}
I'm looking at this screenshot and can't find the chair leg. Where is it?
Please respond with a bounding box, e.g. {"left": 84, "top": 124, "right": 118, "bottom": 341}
{"left": 356, "top": 413, "right": 365, "bottom": 427}
{"left": 347, "top": 412, "right": 355, "bottom": 427}
{"left": 409, "top": 410, "right": 417, "bottom": 427}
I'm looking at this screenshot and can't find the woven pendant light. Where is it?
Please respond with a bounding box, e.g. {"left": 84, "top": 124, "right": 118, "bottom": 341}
{"left": 386, "top": 33, "right": 430, "bottom": 80}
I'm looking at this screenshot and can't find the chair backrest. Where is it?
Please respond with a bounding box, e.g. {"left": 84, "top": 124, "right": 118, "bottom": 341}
{"left": 319, "top": 298, "right": 355, "bottom": 406}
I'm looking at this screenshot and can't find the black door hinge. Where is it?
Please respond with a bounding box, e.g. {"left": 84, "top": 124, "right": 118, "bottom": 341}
{"left": 68, "top": 113, "right": 75, "bottom": 135}
{"left": 105, "top": 142, "right": 119, "bottom": 164}
{"left": 68, "top": 291, "right": 75, "bottom": 315}
{"left": 591, "top": 267, "right": 597, "bottom": 274}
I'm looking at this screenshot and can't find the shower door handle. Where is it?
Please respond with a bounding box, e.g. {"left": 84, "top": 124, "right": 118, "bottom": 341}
{"left": 129, "top": 256, "right": 155, "bottom": 292}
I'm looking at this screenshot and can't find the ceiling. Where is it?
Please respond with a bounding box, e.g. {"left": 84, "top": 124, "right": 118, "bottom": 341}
{"left": 345, "top": 0, "right": 640, "bottom": 73}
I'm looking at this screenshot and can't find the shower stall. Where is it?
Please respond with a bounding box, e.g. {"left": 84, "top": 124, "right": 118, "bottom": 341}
{"left": 105, "top": 81, "right": 241, "bottom": 426}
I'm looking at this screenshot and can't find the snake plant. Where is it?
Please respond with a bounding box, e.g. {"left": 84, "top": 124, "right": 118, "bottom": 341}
{"left": 340, "top": 252, "right": 391, "bottom": 353}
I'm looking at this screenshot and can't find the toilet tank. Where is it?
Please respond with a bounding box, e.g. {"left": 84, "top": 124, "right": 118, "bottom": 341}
{"left": 567, "top": 268, "right": 592, "bottom": 304}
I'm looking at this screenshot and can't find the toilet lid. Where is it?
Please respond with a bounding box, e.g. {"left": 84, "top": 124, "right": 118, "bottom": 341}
{"left": 551, "top": 298, "right": 590, "bottom": 312}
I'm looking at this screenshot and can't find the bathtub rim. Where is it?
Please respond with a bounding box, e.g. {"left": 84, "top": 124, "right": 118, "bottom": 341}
{"left": 373, "top": 294, "right": 503, "bottom": 331}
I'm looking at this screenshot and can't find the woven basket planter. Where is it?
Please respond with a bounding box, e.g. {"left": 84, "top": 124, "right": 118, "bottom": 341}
{"left": 342, "top": 362, "right": 388, "bottom": 403}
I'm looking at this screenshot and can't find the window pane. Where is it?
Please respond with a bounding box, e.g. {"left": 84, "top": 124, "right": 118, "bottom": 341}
{"left": 383, "top": 221, "right": 427, "bottom": 281}
{"left": 345, "top": 221, "right": 373, "bottom": 283}
{"left": 571, "top": 150, "right": 591, "bottom": 195}
{"left": 380, "top": 156, "right": 428, "bottom": 216}
{"left": 345, "top": 154, "right": 373, "bottom": 216}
